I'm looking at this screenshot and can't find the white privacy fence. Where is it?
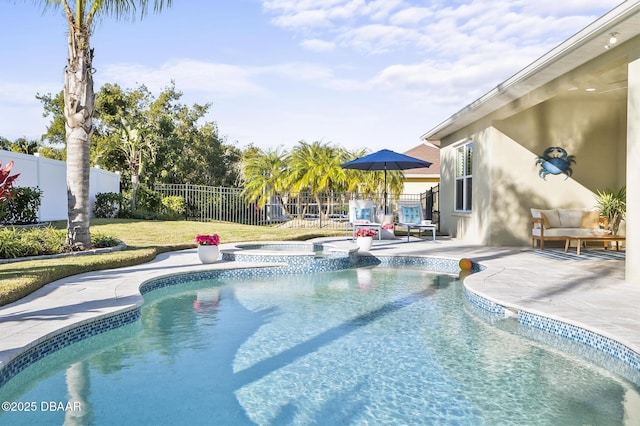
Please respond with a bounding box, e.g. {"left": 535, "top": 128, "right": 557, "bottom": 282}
{"left": 0, "top": 150, "right": 120, "bottom": 222}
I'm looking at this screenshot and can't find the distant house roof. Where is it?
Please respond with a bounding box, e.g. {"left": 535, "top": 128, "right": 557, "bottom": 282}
{"left": 403, "top": 142, "right": 440, "bottom": 175}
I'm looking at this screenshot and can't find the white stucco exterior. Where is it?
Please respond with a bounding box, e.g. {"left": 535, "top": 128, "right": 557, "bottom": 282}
{"left": 422, "top": 2, "right": 640, "bottom": 283}
{"left": 627, "top": 57, "right": 640, "bottom": 283}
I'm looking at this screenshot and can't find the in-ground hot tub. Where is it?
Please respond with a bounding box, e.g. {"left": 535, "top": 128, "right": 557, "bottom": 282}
{"left": 221, "top": 241, "right": 359, "bottom": 273}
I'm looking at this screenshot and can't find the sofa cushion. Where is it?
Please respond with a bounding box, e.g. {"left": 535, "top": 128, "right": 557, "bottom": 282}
{"left": 558, "top": 209, "right": 585, "bottom": 228}
{"left": 581, "top": 210, "right": 600, "bottom": 229}
{"left": 540, "top": 209, "right": 561, "bottom": 228}
{"left": 532, "top": 228, "right": 611, "bottom": 238}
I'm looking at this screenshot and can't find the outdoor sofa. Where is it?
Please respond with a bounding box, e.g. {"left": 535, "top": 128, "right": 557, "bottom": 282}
{"left": 530, "top": 208, "right": 612, "bottom": 252}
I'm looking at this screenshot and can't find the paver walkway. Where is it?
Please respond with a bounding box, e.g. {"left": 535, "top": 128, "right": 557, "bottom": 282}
{"left": 0, "top": 236, "right": 635, "bottom": 376}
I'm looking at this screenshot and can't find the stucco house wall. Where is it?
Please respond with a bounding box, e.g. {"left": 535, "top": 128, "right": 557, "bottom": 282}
{"left": 403, "top": 178, "right": 439, "bottom": 195}
{"left": 437, "top": 32, "right": 633, "bottom": 247}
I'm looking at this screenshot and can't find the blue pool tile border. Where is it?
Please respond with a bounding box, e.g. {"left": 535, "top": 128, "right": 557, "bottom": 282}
{"left": 356, "top": 253, "right": 480, "bottom": 275}
{"left": 221, "top": 242, "right": 359, "bottom": 274}
{"left": 464, "top": 287, "right": 640, "bottom": 384}
{"left": 519, "top": 311, "right": 640, "bottom": 371}
{"left": 464, "top": 288, "right": 506, "bottom": 316}
{"left": 0, "top": 309, "right": 140, "bottom": 388}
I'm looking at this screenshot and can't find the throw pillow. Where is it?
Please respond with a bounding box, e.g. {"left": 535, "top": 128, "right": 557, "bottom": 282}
{"left": 581, "top": 210, "right": 600, "bottom": 229}
{"left": 540, "top": 212, "right": 551, "bottom": 228}
{"left": 401, "top": 206, "right": 421, "bottom": 224}
{"left": 355, "top": 208, "right": 371, "bottom": 221}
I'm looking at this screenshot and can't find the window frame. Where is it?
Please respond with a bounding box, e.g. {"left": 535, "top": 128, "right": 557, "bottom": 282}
{"left": 454, "top": 141, "right": 473, "bottom": 213}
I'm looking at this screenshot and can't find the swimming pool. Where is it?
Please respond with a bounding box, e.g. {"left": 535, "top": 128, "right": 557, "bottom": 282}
{"left": 0, "top": 266, "right": 638, "bottom": 425}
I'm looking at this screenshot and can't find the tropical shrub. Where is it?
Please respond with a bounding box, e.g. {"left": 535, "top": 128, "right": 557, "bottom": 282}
{"left": 595, "top": 186, "right": 626, "bottom": 235}
{"left": 134, "top": 186, "right": 163, "bottom": 212}
{"left": 0, "top": 226, "right": 65, "bottom": 258}
{"left": 93, "top": 192, "right": 122, "bottom": 218}
{"left": 161, "top": 195, "right": 186, "bottom": 219}
{"left": 91, "top": 231, "right": 121, "bottom": 248}
{"left": 0, "top": 187, "right": 42, "bottom": 225}
{"left": 0, "top": 226, "right": 121, "bottom": 258}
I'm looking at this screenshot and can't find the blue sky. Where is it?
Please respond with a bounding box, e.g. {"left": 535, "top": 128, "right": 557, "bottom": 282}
{"left": 0, "top": 0, "right": 622, "bottom": 153}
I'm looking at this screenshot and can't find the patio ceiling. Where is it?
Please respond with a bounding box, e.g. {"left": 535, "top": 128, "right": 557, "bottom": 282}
{"left": 422, "top": 2, "right": 640, "bottom": 141}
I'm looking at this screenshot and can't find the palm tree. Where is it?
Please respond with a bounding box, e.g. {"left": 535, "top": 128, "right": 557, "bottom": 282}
{"left": 288, "top": 141, "right": 351, "bottom": 218}
{"left": 240, "top": 147, "right": 292, "bottom": 219}
{"left": 38, "top": 0, "right": 172, "bottom": 248}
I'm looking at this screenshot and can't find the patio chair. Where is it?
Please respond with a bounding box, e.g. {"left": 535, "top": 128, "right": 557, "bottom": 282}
{"left": 397, "top": 203, "right": 436, "bottom": 242}
{"left": 346, "top": 200, "right": 382, "bottom": 240}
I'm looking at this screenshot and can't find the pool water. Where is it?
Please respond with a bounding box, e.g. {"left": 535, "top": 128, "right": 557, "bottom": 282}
{"left": 1, "top": 267, "right": 639, "bottom": 425}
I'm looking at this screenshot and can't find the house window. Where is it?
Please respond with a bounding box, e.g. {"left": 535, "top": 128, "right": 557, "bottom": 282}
{"left": 455, "top": 142, "right": 473, "bottom": 212}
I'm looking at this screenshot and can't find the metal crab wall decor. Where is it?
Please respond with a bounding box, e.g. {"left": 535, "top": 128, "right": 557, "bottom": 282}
{"left": 535, "top": 147, "right": 576, "bottom": 180}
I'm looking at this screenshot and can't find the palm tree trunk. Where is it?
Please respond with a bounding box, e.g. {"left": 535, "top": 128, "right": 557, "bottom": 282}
{"left": 64, "top": 23, "right": 94, "bottom": 248}
{"left": 131, "top": 174, "right": 139, "bottom": 214}
{"left": 276, "top": 194, "right": 290, "bottom": 217}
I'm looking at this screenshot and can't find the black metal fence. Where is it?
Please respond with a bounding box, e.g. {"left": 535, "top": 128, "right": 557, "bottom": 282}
{"left": 154, "top": 184, "right": 437, "bottom": 229}
{"left": 423, "top": 184, "right": 439, "bottom": 225}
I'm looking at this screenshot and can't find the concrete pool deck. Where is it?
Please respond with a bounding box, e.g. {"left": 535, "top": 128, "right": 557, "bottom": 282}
{"left": 0, "top": 235, "right": 635, "bottom": 381}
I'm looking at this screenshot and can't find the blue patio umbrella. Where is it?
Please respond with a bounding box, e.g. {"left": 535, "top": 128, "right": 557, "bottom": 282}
{"left": 340, "top": 149, "right": 432, "bottom": 213}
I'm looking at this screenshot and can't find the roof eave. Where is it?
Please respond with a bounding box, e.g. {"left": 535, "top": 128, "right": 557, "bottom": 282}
{"left": 421, "top": 1, "right": 640, "bottom": 142}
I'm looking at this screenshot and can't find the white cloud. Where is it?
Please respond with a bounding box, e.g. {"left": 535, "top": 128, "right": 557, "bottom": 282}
{"left": 359, "top": 0, "right": 405, "bottom": 22}
{"left": 270, "top": 9, "right": 333, "bottom": 29}
{"left": 258, "top": 62, "right": 335, "bottom": 82}
{"left": 520, "top": 0, "right": 622, "bottom": 16}
{"left": 100, "top": 60, "right": 267, "bottom": 98}
{"left": 337, "top": 24, "right": 425, "bottom": 53}
{"left": 0, "top": 82, "right": 60, "bottom": 106}
{"left": 390, "top": 7, "right": 434, "bottom": 26}
{"left": 100, "top": 58, "right": 365, "bottom": 101}
{"left": 261, "top": 0, "right": 622, "bottom": 60}
{"left": 262, "top": 0, "right": 405, "bottom": 30}
{"left": 254, "top": 62, "right": 367, "bottom": 91}
{"left": 262, "top": 0, "right": 349, "bottom": 14}
{"left": 300, "top": 38, "right": 336, "bottom": 52}
{"left": 0, "top": 82, "right": 61, "bottom": 140}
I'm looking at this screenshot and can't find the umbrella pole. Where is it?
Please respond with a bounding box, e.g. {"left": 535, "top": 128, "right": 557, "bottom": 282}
{"left": 384, "top": 165, "right": 387, "bottom": 215}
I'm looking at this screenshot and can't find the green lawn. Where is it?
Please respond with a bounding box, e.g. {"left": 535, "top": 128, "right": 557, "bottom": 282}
{"left": 0, "top": 219, "right": 344, "bottom": 306}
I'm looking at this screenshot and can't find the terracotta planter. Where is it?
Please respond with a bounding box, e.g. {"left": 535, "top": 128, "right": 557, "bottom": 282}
{"left": 197, "top": 245, "right": 219, "bottom": 263}
{"left": 356, "top": 236, "right": 373, "bottom": 251}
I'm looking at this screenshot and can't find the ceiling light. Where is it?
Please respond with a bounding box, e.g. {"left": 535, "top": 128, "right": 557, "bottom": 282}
{"left": 585, "top": 88, "right": 596, "bottom": 92}
{"left": 609, "top": 32, "right": 619, "bottom": 44}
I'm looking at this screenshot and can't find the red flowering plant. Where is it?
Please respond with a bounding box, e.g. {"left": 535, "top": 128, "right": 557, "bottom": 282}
{"left": 0, "top": 160, "right": 20, "bottom": 203}
{"left": 354, "top": 228, "right": 377, "bottom": 238}
{"left": 194, "top": 233, "right": 220, "bottom": 246}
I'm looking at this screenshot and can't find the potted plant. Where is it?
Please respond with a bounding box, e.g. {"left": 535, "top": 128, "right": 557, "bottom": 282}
{"left": 195, "top": 233, "right": 220, "bottom": 263}
{"left": 595, "top": 186, "right": 626, "bottom": 235}
{"left": 354, "top": 228, "right": 377, "bottom": 251}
